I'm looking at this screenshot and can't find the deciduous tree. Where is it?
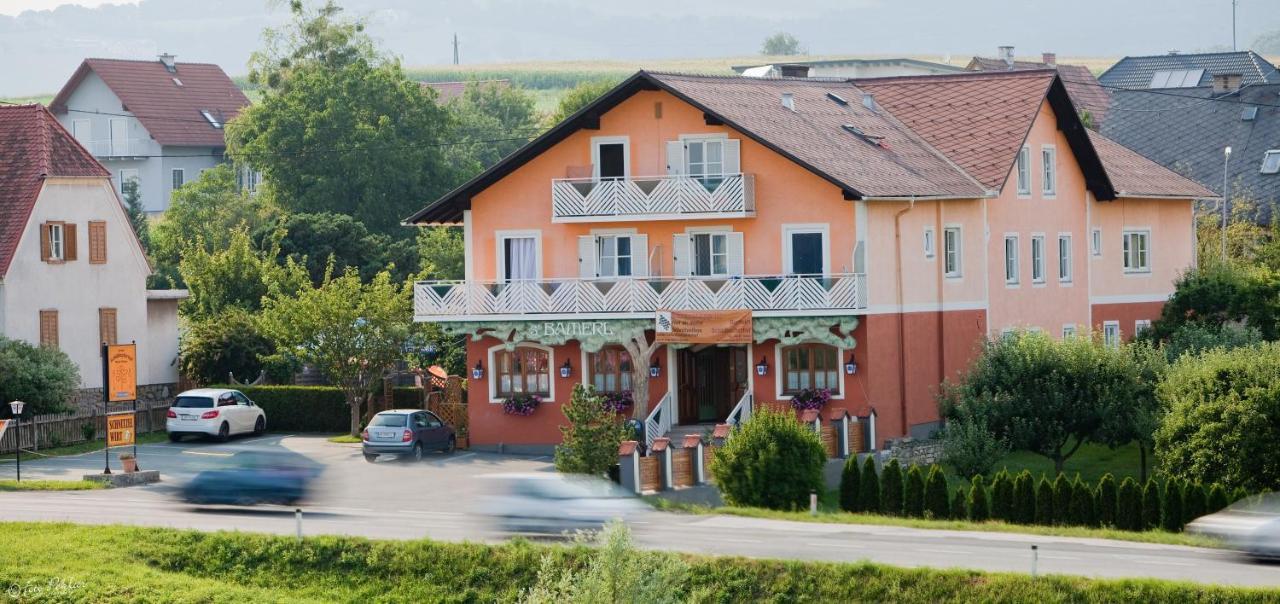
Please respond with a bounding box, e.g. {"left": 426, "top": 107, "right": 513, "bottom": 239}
{"left": 0, "top": 336, "right": 80, "bottom": 416}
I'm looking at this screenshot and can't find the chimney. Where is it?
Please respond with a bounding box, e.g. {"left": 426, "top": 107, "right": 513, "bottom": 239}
{"left": 1213, "top": 73, "right": 1243, "bottom": 94}
{"left": 778, "top": 64, "right": 810, "bottom": 78}
{"left": 159, "top": 53, "right": 177, "bottom": 73}
{"left": 1041, "top": 52, "right": 1057, "bottom": 68}
{"left": 862, "top": 92, "right": 877, "bottom": 112}
{"left": 781, "top": 92, "right": 795, "bottom": 112}
{"left": 998, "top": 45, "right": 1015, "bottom": 69}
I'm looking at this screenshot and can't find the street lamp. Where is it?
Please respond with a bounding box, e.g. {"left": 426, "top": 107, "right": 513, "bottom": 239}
{"left": 1222, "top": 146, "right": 1232, "bottom": 261}
{"left": 8, "top": 401, "right": 24, "bottom": 482}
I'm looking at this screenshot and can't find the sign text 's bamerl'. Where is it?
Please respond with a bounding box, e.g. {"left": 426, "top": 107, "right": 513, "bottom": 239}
{"left": 526, "top": 321, "right": 616, "bottom": 339}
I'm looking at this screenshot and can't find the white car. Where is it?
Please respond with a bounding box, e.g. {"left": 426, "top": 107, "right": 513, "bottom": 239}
{"left": 165, "top": 388, "right": 266, "bottom": 443}
{"left": 478, "top": 473, "right": 647, "bottom": 534}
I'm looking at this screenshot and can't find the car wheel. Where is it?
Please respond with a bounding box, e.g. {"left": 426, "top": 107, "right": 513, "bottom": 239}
{"left": 411, "top": 442, "right": 424, "bottom": 462}
{"left": 216, "top": 422, "right": 230, "bottom": 443}
{"left": 363, "top": 454, "right": 378, "bottom": 463}
{"left": 253, "top": 416, "right": 266, "bottom": 436}
{"left": 443, "top": 436, "right": 456, "bottom": 454}
{"left": 168, "top": 432, "right": 182, "bottom": 443}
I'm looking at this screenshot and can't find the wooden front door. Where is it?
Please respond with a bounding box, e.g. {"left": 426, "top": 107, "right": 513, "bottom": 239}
{"left": 677, "top": 346, "right": 749, "bottom": 424}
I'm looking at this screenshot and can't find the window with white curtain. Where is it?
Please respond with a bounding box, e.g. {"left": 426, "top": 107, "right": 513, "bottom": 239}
{"left": 502, "top": 236, "right": 538, "bottom": 281}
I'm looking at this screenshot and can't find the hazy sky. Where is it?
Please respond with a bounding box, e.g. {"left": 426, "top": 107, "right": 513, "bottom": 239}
{"left": 2, "top": 0, "right": 1278, "bottom": 96}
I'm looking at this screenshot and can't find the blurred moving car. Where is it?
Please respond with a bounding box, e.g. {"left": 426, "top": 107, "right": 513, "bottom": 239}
{"left": 166, "top": 388, "right": 266, "bottom": 442}
{"left": 361, "top": 409, "right": 455, "bottom": 462}
{"left": 1187, "top": 492, "right": 1280, "bottom": 559}
{"left": 179, "top": 449, "right": 321, "bottom": 506}
{"left": 479, "top": 473, "right": 646, "bottom": 534}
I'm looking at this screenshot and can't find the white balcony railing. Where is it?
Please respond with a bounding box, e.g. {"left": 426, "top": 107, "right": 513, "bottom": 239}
{"left": 414, "top": 273, "right": 867, "bottom": 320}
{"left": 83, "top": 138, "right": 150, "bottom": 157}
{"left": 550, "top": 173, "right": 755, "bottom": 222}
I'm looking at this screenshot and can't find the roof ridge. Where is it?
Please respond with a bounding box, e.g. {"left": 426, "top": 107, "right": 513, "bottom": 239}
{"left": 84, "top": 56, "right": 228, "bottom": 68}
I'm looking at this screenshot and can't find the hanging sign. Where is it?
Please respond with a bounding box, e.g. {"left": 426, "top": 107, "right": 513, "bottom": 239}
{"left": 106, "top": 413, "right": 136, "bottom": 447}
{"left": 0, "top": 419, "right": 9, "bottom": 443}
{"left": 106, "top": 343, "right": 137, "bottom": 402}
{"left": 655, "top": 309, "right": 753, "bottom": 344}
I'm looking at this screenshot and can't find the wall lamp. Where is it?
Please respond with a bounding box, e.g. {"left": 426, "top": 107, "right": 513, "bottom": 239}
{"left": 845, "top": 354, "right": 858, "bottom": 375}
{"left": 649, "top": 357, "right": 662, "bottom": 378}
{"left": 471, "top": 361, "right": 485, "bottom": 380}
{"left": 560, "top": 359, "right": 573, "bottom": 378}
{"left": 755, "top": 356, "right": 769, "bottom": 376}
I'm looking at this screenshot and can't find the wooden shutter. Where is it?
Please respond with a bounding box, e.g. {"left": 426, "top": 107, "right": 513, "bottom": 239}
{"left": 63, "top": 223, "right": 78, "bottom": 261}
{"left": 631, "top": 234, "right": 649, "bottom": 278}
{"left": 577, "top": 235, "right": 597, "bottom": 279}
{"left": 88, "top": 221, "right": 107, "bottom": 264}
{"left": 39, "top": 310, "right": 59, "bottom": 349}
{"left": 723, "top": 139, "right": 741, "bottom": 175}
{"left": 725, "top": 232, "right": 745, "bottom": 276}
{"left": 672, "top": 234, "right": 692, "bottom": 276}
{"left": 665, "top": 141, "right": 685, "bottom": 176}
{"left": 39, "top": 223, "right": 51, "bottom": 262}
{"left": 99, "top": 307, "right": 118, "bottom": 345}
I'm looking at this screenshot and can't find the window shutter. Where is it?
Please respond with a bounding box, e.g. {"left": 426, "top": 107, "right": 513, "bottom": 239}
{"left": 672, "top": 234, "right": 692, "bottom": 276}
{"left": 631, "top": 234, "right": 649, "bottom": 277}
{"left": 63, "top": 223, "right": 78, "bottom": 261}
{"left": 665, "top": 141, "right": 685, "bottom": 176}
{"left": 99, "top": 307, "right": 118, "bottom": 345}
{"left": 577, "top": 235, "right": 597, "bottom": 279}
{"left": 89, "top": 221, "right": 107, "bottom": 264}
{"left": 39, "top": 310, "right": 59, "bottom": 349}
{"left": 723, "top": 139, "right": 741, "bottom": 175}
{"left": 39, "top": 223, "right": 50, "bottom": 262}
{"left": 725, "top": 232, "right": 745, "bottom": 276}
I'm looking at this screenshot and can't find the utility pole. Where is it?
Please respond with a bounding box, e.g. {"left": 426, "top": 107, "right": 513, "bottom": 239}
{"left": 1222, "top": 146, "right": 1232, "bottom": 261}
{"left": 1232, "top": 0, "right": 1238, "bottom": 51}
{"left": 452, "top": 33, "right": 459, "bottom": 65}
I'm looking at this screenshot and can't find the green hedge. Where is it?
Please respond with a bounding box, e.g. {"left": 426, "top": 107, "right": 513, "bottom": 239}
{"left": 207, "top": 386, "right": 431, "bottom": 433}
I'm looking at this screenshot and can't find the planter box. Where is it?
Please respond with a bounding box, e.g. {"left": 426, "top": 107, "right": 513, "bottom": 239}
{"left": 639, "top": 456, "right": 661, "bottom": 493}
{"left": 821, "top": 425, "right": 837, "bottom": 458}
{"left": 672, "top": 449, "right": 694, "bottom": 488}
{"left": 703, "top": 445, "right": 716, "bottom": 484}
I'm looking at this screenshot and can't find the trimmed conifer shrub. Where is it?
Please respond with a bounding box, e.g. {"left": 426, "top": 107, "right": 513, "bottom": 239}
{"left": 1013, "top": 471, "right": 1035, "bottom": 525}
{"left": 990, "top": 470, "right": 1014, "bottom": 522}
{"left": 968, "top": 475, "right": 990, "bottom": 522}
{"left": 839, "top": 455, "right": 861, "bottom": 512}
{"left": 1035, "top": 477, "right": 1055, "bottom": 526}
{"left": 1117, "top": 477, "right": 1141, "bottom": 531}
{"left": 1069, "top": 476, "right": 1096, "bottom": 527}
{"left": 1052, "top": 474, "right": 1073, "bottom": 526}
{"left": 950, "top": 486, "right": 968, "bottom": 520}
{"left": 1184, "top": 482, "right": 1207, "bottom": 525}
{"left": 1141, "top": 479, "right": 1162, "bottom": 530}
{"left": 1096, "top": 473, "right": 1118, "bottom": 527}
{"left": 1207, "top": 484, "right": 1229, "bottom": 514}
{"left": 903, "top": 465, "right": 926, "bottom": 518}
{"left": 1162, "top": 479, "right": 1185, "bottom": 532}
{"left": 925, "top": 465, "right": 950, "bottom": 519}
{"left": 881, "top": 459, "right": 904, "bottom": 516}
{"left": 859, "top": 456, "right": 881, "bottom": 514}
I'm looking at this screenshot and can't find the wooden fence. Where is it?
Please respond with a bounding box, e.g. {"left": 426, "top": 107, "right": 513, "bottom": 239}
{"left": 0, "top": 403, "right": 169, "bottom": 455}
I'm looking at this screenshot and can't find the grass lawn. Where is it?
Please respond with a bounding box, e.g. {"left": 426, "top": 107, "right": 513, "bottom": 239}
{"left": 987, "top": 442, "right": 1148, "bottom": 484}
{"left": 0, "top": 479, "right": 105, "bottom": 492}
{"left": 0, "top": 522, "right": 1272, "bottom": 602}
{"left": 326, "top": 434, "right": 361, "bottom": 444}
{"left": 0, "top": 431, "right": 169, "bottom": 462}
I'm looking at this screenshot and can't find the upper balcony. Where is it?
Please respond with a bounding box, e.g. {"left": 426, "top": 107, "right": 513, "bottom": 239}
{"left": 413, "top": 273, "right": 866, "bottom": 322}
{"left": 550, "top": 173, "right": 755, "bottom": 223}
{"left": 83, "top": 138, "right": 150, "bottom": 159}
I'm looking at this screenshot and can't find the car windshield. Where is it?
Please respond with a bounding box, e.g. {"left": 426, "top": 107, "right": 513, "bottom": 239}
{"left": 369, "top": 414, "right": 408, "bottom": 427}
{"left": 173, "top": 396, "right": 215, "bottom": 409}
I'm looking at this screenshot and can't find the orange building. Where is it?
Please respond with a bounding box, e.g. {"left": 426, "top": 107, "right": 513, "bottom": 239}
{"left": 407, "top": 70, "right": 1213, "bottom": 453}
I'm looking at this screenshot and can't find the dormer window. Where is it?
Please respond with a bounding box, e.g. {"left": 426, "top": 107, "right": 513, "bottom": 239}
{"left": 200, "top": 110, "right": 222, "bottom": 129}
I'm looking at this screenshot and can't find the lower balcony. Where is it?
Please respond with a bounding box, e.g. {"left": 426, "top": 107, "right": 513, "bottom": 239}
{"left": 413, "top": 273, "right": 867, "bottom": 321}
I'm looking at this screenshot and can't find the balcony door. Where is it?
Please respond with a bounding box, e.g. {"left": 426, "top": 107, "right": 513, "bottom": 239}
{"left": 591, "top": 136, "right": 629, "bottom": 181}
{"left": 499, "top": 231, "right": 541, "bottom": 282}
{"left": 110, "top": 118, "right": 128, "bottom": 156}
{"left": 784, "top": 224, "right": 830, "bottom": 277}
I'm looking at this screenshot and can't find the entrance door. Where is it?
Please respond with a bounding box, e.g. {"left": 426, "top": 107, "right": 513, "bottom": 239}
{"left": 677, "top": 346, "right": 749, "bottom": 424}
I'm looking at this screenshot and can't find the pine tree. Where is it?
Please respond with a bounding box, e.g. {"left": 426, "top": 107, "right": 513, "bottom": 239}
{"left": 925, "top": 465, "right": 950, "bottom": 519}
{"left": 1096, "top": 473, "right": 1118, "bottom": 527}
{"left": 1116, "top": 477, "right": 1141, "bottom": 531}
{"left": 1162, "top": 479, "right": 1185, "bottom": 532}
{"left": 1069, "top": 476, "right": 1096, "bottom": 527}
{"left": 1207, "top": 484, "right": 1229, "bottom": 514}
{"left": 859, "top": 456, "right": 881, "bottom": 514}
{"left": 1013, "top": 471, "right": 1035, "bottom": 525}
{"left": 881, "top": 459, "right": 904, "bottom": 516}
{"left": 1052, "top": 474, "right": 1073, "bottom": 526}
{"left": 1141, "top": 479, "right": 1162, "bottom": 530}
{"left": 968, "top": 475, "right": 990, "bottom": 522}
{"left": 1035, "top": 477, "right": 1055, "bottom": 526}
{"left": 1184, "top": 482, "right": 1207, "bottom": 525}
{"left": 903, "top": 465, "right": 926, "bottom": 518}
{"left": 951, "top": 486, "right": 968, "bottom": 520}
{"left": 839, "top": 455, "right": 861, "bottom": 512}
{"left": 990, "top": 470, "right": 1014, "bottom": 522}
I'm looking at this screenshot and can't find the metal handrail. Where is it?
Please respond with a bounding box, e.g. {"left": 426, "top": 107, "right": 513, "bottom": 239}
{"left": 726, "top": 392, "right": 753, "bottom": 428}
{"left": 644, "top": 392, "right": 673, "bottom": 449}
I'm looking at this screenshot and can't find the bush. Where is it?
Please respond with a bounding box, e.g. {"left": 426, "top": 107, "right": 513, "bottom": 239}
{"left": 0, "top": 335, "right": 80, "bottom": 416}
{"left": 990, "top": 470, "right": 1015, "bottom": 522}
{"left": 180, "top": 308, "right": 278, "bottom": 385}
{"left": 1162, "top": 479, "right": 1185, "bottom": 532}
{"left": 711, "top": 409, "right": 825, "bottom": 510}
{"left": 1156, "top": 343, "right": 1280, "bottom": 492}
{"left": 1117, "top": 477, "right": 1142, "bottom": 531}
{"left": 940, "top": 417, "right": 1006, "bottom": 479}
{"left": 1142, "top": 479, "right": 1163, "bottom": 530}
{"left": 839, "top": 456, "right": 861, "bottom": 512}
{"left": 903, "top": 465, "right": 925, "bottom": 518}
{"left": 1013, "top": 471, "right": 1035, "bottom": 525}
{"left": 859, "top": 457, "right": 881, "bottom": 514}
{"left": 525, "top": 521, "right": 689, "bottom": 603}
{"left": 968, "top": 476, "right": 989, "bottom": 522}
{"left": 1052, "top": 474, "right": 1073, "bottom": 526}
{"left": 1069, "top": 477, "right": 1096, "bottom": 527}
{"left": 1231, "top": 487, "right": 1249, "bottom": 504}
{"left": 224, "top": 385, "right": 348, "bottom": 432}
{"left": 1184, "top": 483, "right": 1207, "bottom": 524}
{"left": 950, "top": 486, "right": 968, "bottom": 520}
{"left": 1207, "top": 484, "right": 1229, "bottom": 514}
{"left": 880, "top": 459, "right": 904, "bottom": 516}
{"left": 1097, "top": 474, "right": 1118, "bottom": 527}
{"left": 1160, "top": 322, "right": 1262, "bottom": 362}
{"left": 925, "top": 465, "right": 950, "bottom": 519}
{"left": 555, "top": 385, "right": 631, "bottom": 476}
{"left": 1035, "top": 477, "right": 1055, "bottom": 525}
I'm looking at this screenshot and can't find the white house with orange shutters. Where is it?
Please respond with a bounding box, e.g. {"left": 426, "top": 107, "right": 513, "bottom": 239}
{"left": 406, "top": 69, "right": 1214, "bottom": 454}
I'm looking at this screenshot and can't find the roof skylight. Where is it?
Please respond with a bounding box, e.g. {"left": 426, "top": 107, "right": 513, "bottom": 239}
{"left": 200, "top": 110, "right": 222, "bottom": 129}
{"left": 1262, "top": 150, "right": 1280, "bottom": 175}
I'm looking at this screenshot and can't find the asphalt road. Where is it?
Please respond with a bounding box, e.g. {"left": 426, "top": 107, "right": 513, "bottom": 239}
{"left": 2, "top": 435, "right": 1278, "bottom": 588}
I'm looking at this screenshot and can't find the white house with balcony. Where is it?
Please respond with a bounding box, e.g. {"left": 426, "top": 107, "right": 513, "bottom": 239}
{"left": 49, "top": 54, "right": 252, "bottom": 214}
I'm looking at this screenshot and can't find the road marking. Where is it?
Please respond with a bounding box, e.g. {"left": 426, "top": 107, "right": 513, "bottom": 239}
{"left": 182, "top": 451, "right": 233, "bottom": 457}
{"left": 1039, "top": 554, "right": 1080, "bottom": 561}
{"left": 397, "top": 510, "right": 466, "bottom": 516}
{"left": 805, "top": 542, "right": 865, "bottom": 549}
{"left": 717, "top": 538, "right": 763, "bottom": 544}
{"left": 915, "top": 548, "right": 974, "bottom": 555}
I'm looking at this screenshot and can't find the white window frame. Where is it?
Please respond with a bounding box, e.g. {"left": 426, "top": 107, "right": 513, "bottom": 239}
{"left": 680, "top": 133, "right": 730, "bottom": 179}
{"left": 923, "top": 227, "right": 936, "bottom": 259}
{"left": 1004, "top": 234, "right": 1020, "bottom": 286}
{"left": 1122, "top": 229, "right": 1151, "bottom": 274}
{"left": 1103, "top": 321, "right": 1121, "bottom": 348}
{"left": 596, "top": 234, "right": 635, "bottom": 279}
{"left": 48, "top": 223, "right": 65, "bottom": 261}
{"left": 943, "top": 225, "right": 962, "bottom": 278}
{"left": 487, "top": 342, "right": 555, "bottom": 404}
{"left": 496, "top": 229, "right": 543, "bottom": 282}
{"left": 1030, "top": 234, "right": 1046, "bottom": 284}
{"left": 1135, "top": 319, "right": 1152, "bottom": 336}
{"left": 1016, "top": 145, "right": 1031, "bottom": 196}
{"left": 171, "top": 168, "right": 185, "bottom": 190}
{"left": 1057, "top": 233, "right": 1073, "bottom": 284}
{"left": 1091, "top": 228, "right": 1102, "bottom": 256}
{"left": 688, "top": 229, "right": 731, "bottom": 277}
{"left": 1041, "top": 145, "right": 1057, "bottom": 197}
{"left": 590, "top": 136, "right": 630, "bottom": 181}
{"left": 774, "top": 342, "right": 846, "bottom": 401}
{"left": 782, "top": 223, "right": 831, "bottom": 276}
{"left": 1062, "top": 324, "right": 1076, "bottom": 338}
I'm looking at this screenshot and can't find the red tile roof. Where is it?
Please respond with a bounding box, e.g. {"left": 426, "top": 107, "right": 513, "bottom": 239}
{"left": 0, "top": 104, "right": 109, "bottom": 277}
{"left": 420, "top": 79, "right": 510, "bottom": 103}
{"left": 967, "top": 57, "right": 1110, "bottom": 125}
{"left": 1088, "top": 131, "right": 1217, "bottom": 198}
{"left": 50, "top": 58, "right": 249, "bottom": 147}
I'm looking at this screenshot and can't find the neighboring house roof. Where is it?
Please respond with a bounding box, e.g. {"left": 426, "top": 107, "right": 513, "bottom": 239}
{"left": 967, "top": 56, "right": 1111, "bottom": 126}
{"left": 420, "top": 79, "right": 510, "bottom": 103}
{"left": 1087, "top": 131, "right": 1217, "bottom": 199}
{"left": 0, "top": 104, "right": 109, "bottom": 277}
{"left": 50, "top": 57, "right": 250, "bottom": 147}
{"left": 1098, "top": 51, "right": 1280, "bottom": 90}
{"left": 731, "top": 57, "right": 963, "bottom": 74}
{"left": 1100, "top": 84, "right": 1280, "bottom": 208}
